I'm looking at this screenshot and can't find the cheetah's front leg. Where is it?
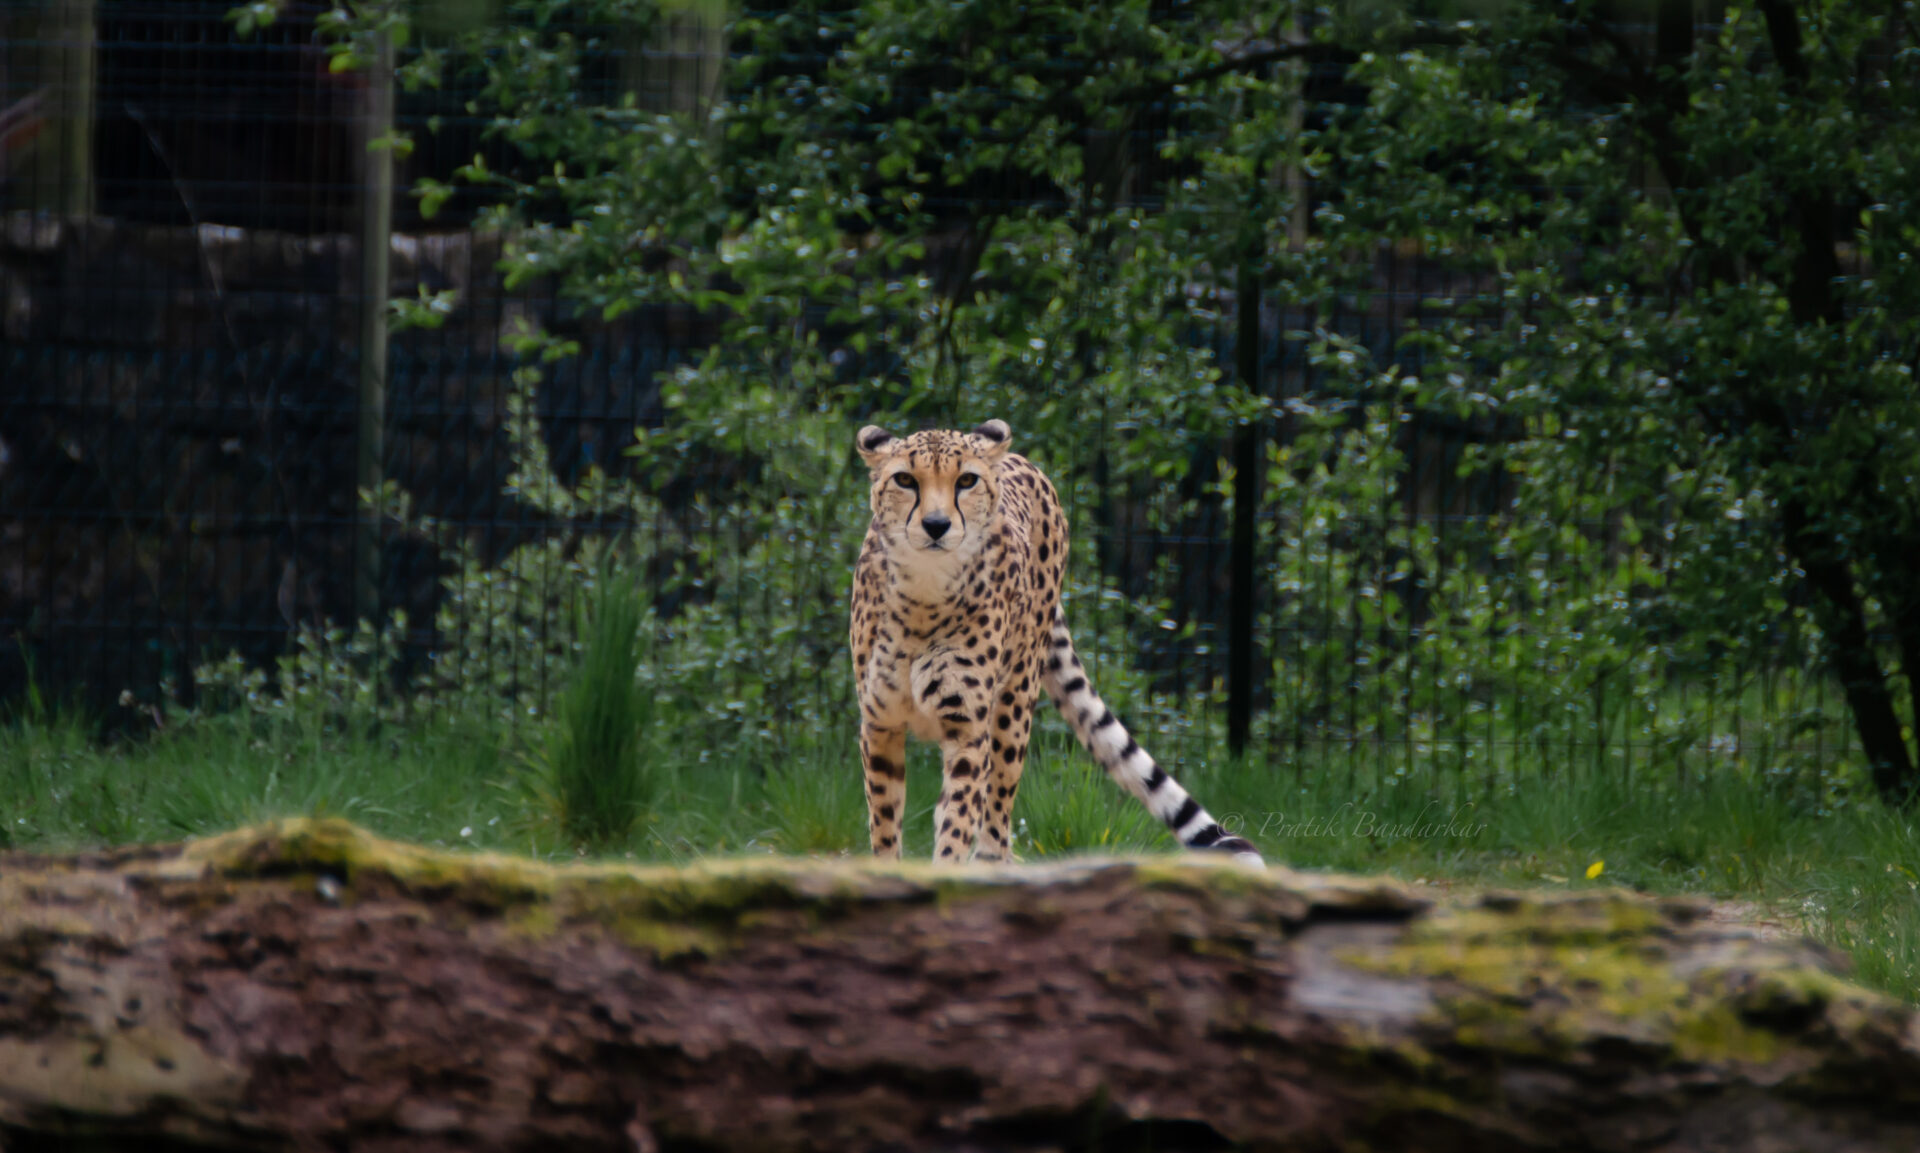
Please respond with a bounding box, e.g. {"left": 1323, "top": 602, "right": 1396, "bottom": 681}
{"left": 974, "top": 683, "right": 1036, "bottom": 863}
{"left": 934, "top": 733, "right": 994, "bottom": 861}
{"left": 861, "top": 722, "right": 907, "bottom": 859}
{"left": 915, "top": 652, "right": 995, "bottom": 862}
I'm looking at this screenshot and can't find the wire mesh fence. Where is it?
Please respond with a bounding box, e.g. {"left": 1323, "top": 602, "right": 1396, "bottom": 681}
{"left": 0, "top": 0, "right": 1863, "bottom": 787}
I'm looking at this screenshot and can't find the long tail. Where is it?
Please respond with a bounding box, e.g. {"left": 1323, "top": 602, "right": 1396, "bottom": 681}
{"left": 1042, "top": 608, "right": 1264, "bottom": 866}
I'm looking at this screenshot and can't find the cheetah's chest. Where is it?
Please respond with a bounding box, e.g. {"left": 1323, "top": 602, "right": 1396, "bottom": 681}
{"left": 863, "top": 547, "right": 1036, "bottom": 731}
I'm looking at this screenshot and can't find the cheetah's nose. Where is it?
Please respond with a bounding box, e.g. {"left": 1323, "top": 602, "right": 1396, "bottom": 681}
{"left": 922, "top": 513, "right": 951, "bottom": 540}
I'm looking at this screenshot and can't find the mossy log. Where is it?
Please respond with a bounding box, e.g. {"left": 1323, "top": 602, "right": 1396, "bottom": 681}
{"left": 1, "top": 820, "right": 1916, "bottom": 1152}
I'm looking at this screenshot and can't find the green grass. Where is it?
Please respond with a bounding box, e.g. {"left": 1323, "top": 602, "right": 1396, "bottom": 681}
{"left": 0, "top": 710, "right": 511, "bottom": 852}
{"left": 1011, "top": 729, "right": 1163, "bottom": 857}
{"left": 2, "top": 705, "right": 1915, "bottom": 1004}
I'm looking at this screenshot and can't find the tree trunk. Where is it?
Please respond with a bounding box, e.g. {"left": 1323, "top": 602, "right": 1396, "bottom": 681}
{"left": 1781, "top": 499, "right": 1919, "bottom": 803}
{"left": 1, "top": 819, "right": 1917, "bottom": 1152}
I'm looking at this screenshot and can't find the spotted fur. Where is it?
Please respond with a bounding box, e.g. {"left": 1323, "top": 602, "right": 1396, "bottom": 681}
{"left": 849, "top": 419, "right": 1263, "bottom": 866}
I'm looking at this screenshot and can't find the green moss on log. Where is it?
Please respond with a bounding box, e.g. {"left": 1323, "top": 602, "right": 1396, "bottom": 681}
{"left": 155, "top": 817, "right": 1424, "bottom": 960}
{"left": 1353, "top": 891, "right": 1874, "bottom": 1070}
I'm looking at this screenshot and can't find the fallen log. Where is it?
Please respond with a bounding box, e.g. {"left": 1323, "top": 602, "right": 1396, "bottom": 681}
{"left": 0, "top": 819, "right": 1915, "bottom": 1152}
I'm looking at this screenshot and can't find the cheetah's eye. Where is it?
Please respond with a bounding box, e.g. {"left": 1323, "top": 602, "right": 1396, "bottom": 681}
{"left": 955, "top": 474, "right": 979, "bottom": 491}
{"left": 892, "top": 473, "right": 918, "bottom": 489}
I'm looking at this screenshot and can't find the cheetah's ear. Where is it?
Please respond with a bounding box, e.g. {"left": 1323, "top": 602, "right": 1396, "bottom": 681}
{"left": 856, "top": 425, "right": 897, "bottom": 466}
{"left": 972, "top": 419, "right": 1012, "bottom": 460}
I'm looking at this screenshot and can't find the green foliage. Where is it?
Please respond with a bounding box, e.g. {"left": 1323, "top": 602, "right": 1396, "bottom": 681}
{"left": 191, "top": 617, "right": 412, "bottom": 740}
{"left": 280, "top": 0, "right": 1914, "bottom": 806}
{"left": 1311, "top": 1, "right": 1920, "bottom": 796}
{"left": 1249, "top": 385, "right": 1863, "bottom": 806}
{"left": 199, "top": 0, "right": 1920, "bottom": 964}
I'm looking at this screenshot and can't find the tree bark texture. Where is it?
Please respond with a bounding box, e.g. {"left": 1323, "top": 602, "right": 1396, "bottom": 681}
{"left": 1, "top": 819, "right": 1916, "bottom": 1152}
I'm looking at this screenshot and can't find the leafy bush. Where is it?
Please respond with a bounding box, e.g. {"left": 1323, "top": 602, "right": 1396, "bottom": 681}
{"left": 188, "top": 617, "right": 411, "bottom": 741}
{"left": 225, "top": 0, "right": 1914, "bottom": 806}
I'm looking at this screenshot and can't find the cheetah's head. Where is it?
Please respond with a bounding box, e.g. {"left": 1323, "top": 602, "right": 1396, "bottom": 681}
{"left": 856, "top": 420, "right": 1011, "bottom": 557}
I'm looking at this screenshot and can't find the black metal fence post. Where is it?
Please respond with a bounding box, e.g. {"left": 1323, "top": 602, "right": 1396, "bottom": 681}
{"left": 355, "top": 31, "right": 393, "bottom": 626}
{"left": 1227, "top": 258, "right": 1260, "bottom": 757}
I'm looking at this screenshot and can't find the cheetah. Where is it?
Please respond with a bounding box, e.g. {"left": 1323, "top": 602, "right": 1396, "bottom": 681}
{"left": 849, "top": 419, "right": 1264, "bottom": 866}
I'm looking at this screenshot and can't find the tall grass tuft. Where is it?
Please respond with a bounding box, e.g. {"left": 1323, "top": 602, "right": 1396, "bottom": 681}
{"left": 761, "top": 753, "right": 864, "bottom": 856}
{"left": 541, "top": 571, "right": 654, "bottom": 845}
{"left": 1015, "top": 734, "right": 1165, "bottom": 859}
